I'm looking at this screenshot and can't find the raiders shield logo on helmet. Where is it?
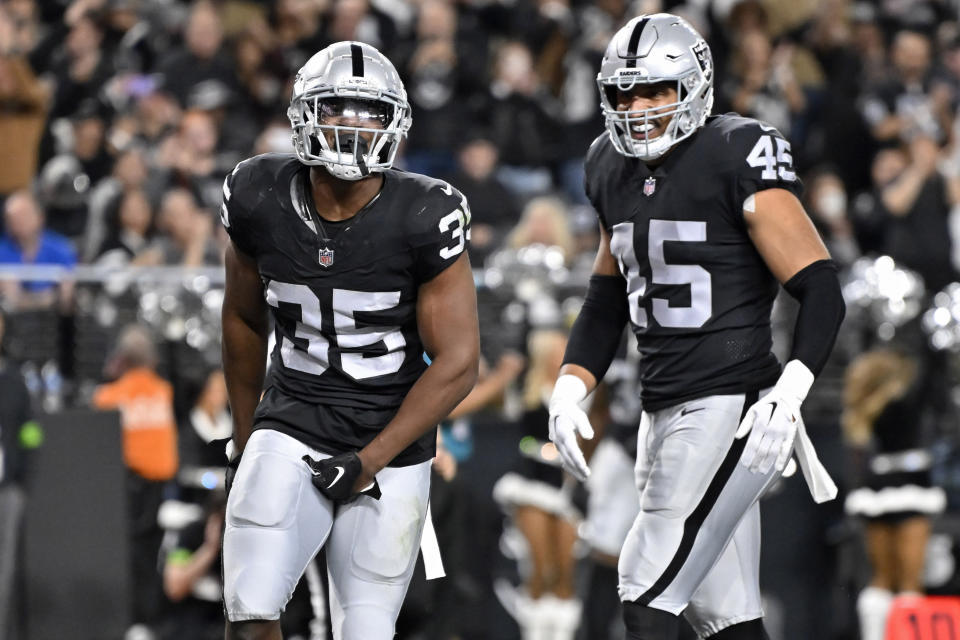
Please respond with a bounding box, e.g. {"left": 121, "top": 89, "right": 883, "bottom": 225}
{"left": 319, "top": 247, "right": 335, "bottom": 267}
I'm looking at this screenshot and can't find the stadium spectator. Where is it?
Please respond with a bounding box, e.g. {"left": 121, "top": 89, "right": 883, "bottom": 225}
{"left": 505, "top": 195, "right": 576, "bottom": 266}
{"left": 487, "top": 41, "right": 561, "bottom": 198}
{"left": 804, "top": 0, "right": 879, "bottom": 193}
{"left": 133, "top": 188, "right": 220, "bottom": 267}
{"left": 133, "top": 88, "right": 183, "bottom": 149}
{"left": 933, "top": 34, "right": 960, "bottom": 112}
{"left": 35, "top": 102, "right": 111, "bottom": 241}
{"left": 45, "top": 5, "right": 111, "bottom": 125}
{"left": 395, "top": 0, "right": 483, "bottom": 179}
{"left": 0, "top": 189, "right": 76, "bottom": 311}
{"left": 851, "top": 136, "right": 959, "bottom": 291}
{"left": 83, "top": 148, "right": 152, "bottom": 262}
{"left": 186, "top": 78, "right": 258, "bottom": 161}
{"left": 94, "top": 187, "right": 154, "bottom": 266}
{"left": 0, "top": 0, "right": 40, "bottom": 62}
{"left": 859, "top": 29, "right": 951, "bottom": 148}
{"left": 721, "top": 30, "right": 810, "bottom": 142}
{"left": 155, "top": 1, "right": 237, "bottom": 109}
{"left": 0, "top": 41, "right": 48, "bottom": 203}
{"left": 545, "top": 2, "right": 611, "bottom": 206}
{"left": 69, "top": 100, "right": 113, "bottom": 185}
{"left": 804, "top": 166, "right": 861, "bottom": 267}
{"left": 92, "top": 323, "right": 179, "bottom": 639}
{"left": 100, "top": 0, "right": 157, "bottom": 74}
{"left": 847, "top": 4, "right": 888, "bottom": 91}
{"left": 159, "top": 108, "right": 231, "bottom": 211}
{"left": 318, "top": 0, "right": 395, "bottom": 55}
{"left": 445, "top": 132, "right": 521, "bottom": 265}
{"left": 272, "top": 0, "right": 324, "bottom": 54}
{"left": 231, "top": 27, "right": 285, "bottom": 126}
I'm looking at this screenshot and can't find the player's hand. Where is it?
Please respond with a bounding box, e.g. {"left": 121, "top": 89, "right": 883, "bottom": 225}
{"left": 302, "top": 451, "right": 382, "bottom": 502}
{"left": 735, "top": 360, "right": 814, "bottom": 475}
{"left": 548, "top": 374, "right": 594, "bottom": 482}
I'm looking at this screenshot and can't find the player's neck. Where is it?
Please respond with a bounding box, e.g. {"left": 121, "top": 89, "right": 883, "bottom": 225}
{"left": 309, "top": 167, "right": 384, "bottom": 222}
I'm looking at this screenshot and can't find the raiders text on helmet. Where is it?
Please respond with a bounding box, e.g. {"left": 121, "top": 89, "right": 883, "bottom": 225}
{"left": 597, "top": 14, "right": 714, "bottom": 161}
{"left": 288, "top": 42, "right": 412, "bottom": 181}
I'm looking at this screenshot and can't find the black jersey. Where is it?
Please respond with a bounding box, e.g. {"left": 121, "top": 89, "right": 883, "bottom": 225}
{"left": 221, "top": 153, "right": 471, "bottom": 465}
{"left": 584, "top": 114, "right": 804, "bottom": 411}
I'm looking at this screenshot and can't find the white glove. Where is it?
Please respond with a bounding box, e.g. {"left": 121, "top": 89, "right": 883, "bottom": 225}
{"left": 782, "top": 457, "right": 797, "bottom": 477}
{"left": 548, "top": 374, "right": 594, "bottom": 481}
{"left": 735, "top": 360, "right": 814, "bottom": 475}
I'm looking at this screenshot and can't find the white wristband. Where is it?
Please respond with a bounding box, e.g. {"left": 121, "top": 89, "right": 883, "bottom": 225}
{"left": 776, "top": 360, "right": 815, "bottom": 401}
{"left": 550, "top": 374, "right": 588, "bottom": 408}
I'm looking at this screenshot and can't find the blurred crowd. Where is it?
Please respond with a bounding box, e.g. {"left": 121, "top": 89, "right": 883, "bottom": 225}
{"left": 4, "top": 0, "right": 960, "bottom": 638}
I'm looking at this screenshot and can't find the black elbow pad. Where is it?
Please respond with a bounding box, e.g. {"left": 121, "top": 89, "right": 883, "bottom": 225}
{"left": 783, "top": 259, "right": 846, "bottom": 376}
{"left": 563, "top": 274, "right": 630, "bottom": 382}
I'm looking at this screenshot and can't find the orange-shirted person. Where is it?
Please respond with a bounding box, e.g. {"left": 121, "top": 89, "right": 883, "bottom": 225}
{"left": 93, "top": 348, "right": 178, "bottom": 481}
{"left": 92, "top": 324, "right": 178, "bottom": 639}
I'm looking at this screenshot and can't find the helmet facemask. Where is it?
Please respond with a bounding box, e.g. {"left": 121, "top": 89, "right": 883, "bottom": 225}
{"left": 598, "top": 69, "right": 711, "bottom": 162}
{"left": 288, "top": 92, "right": 410, "bottom": 181}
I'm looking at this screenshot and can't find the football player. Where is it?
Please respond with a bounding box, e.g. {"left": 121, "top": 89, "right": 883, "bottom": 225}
{"left": 219, "top": 41, "right": 479, "bottom": 640}
{"left": 547, "top": 14, "right": 845, "bottom": 640}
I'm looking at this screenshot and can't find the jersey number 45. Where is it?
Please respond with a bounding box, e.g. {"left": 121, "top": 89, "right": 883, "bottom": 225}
{"left": 611, "top": 220, "right": 711, "bottom": 329}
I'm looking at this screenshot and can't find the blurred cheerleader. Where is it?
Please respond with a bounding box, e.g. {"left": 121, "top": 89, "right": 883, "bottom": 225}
{"left": 843, "top": 348, "right": 946, "bottom": 640}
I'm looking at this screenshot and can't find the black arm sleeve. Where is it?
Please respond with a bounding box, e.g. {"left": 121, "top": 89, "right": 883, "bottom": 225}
{"left": 783, "top": 259, "right": 846, "bottom": 376}
{"left": 562, "top": 274, "right": 630, "bottom": 383}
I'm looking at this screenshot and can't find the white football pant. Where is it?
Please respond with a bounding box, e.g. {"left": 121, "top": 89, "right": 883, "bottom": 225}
{"left": 222, "top": 429, "right": 431, "bottom": 639}
{"left": 619, "top": 391, "right": 781, "bottom": 638}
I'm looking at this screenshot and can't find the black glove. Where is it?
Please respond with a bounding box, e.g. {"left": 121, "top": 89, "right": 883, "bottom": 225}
{"left": 302, "top": 451, "right": 381, "bottom": 502}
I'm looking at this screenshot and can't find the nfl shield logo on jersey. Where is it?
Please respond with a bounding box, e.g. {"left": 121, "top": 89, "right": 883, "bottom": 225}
{"left": 643, "top": 177, "right": 657, "bottom": 196}
{"left": 319, "top": 247, "right": 335, "bottom": 268}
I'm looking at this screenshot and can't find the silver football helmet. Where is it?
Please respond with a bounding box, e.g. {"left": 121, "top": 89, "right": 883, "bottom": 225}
{"left": 288, "top": 41, "right": 412, "bottom": 181}
{"left": 597, "top": 13, "right": 713, "bottom": 161}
